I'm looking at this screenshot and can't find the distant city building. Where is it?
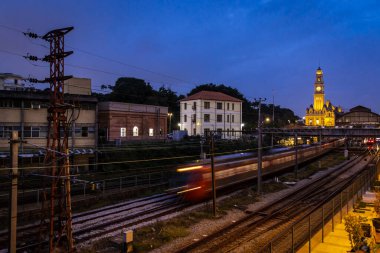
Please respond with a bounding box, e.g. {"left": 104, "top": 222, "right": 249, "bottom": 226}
{"left": 98, "top": 102, "right": 168, "bottom": 142}
{"left": 0, "top": 74, "right": 97, "bottom": 171}
{"left": 336, "top": 105, "right": 380, "bottom": 127}
{"left": 0, "top": 73, "right": 26, "bottom": 91}
{"left": 179, "top": 90, "right": 243, "bottom": 138}
{"left": 305, "top": 67, "right": 342, "bottom": 127}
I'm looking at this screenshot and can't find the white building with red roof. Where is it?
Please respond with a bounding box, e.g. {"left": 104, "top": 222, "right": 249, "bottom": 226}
{"left": 179, "top": 90, "right": 243, "bottom": 138}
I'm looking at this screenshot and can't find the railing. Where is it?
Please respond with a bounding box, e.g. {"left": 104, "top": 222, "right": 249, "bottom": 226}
{"left": 0, "top": 171, "right": 167, "bottom": 205}
{"left": 260, "top": 163, "right": 378, "bottom": 253}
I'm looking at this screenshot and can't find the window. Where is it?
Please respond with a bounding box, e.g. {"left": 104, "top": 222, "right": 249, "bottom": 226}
{"left": 227, "top": 129, "right": 230, "bottom": 136}
{"left": 227, "top": 103, "right": 230, "bottom": 110}
{"left": 184, "top": 115, "right": 187, "bottom": 122}
{"left": 133, "top": 126, "right": 139, "bottom": 136}
{"left": 204, "top": 102, "right": 210, "bottom": 109}
{"left": 23, "top": 126, "right": 40, "bottom": 138}
{"left": 232, "top": 115, "right": 235, "bottom": 123}
{"left": 149, "top": 128, "right": 154, "bottom": 136}
{"left": 204, "top": 114, "right": 210, "bottom": 122}
{"left": 232, "top": 103, "right": 235, "bottom": 110}
{"left": 192, "top": 114, "right": 196, "bottom": 122}
{"left": 227, "top": 115, "right": 230, "bottom": 123}
{"left": 120, "top": 128, "right": 126, "bottom": 137}
{"left": 231, "top": 129, "right": 235, "bottom": 136}
{"left": 217, "top": 102, "right": 222, "bottom": 110}
{"left": 81, "top": 127, "right": 88, "bottom": 137}
{"left": 217, "top": 115, "right": 223, "bottom": 122}
{"left": 192, "top": 102, "right": 196, "bottom": 110}
{"left": 204, "top": 128, "right": 210, "bottom": 135}
{"left": 184, "top": 103, "right": 187, "bottom": 110}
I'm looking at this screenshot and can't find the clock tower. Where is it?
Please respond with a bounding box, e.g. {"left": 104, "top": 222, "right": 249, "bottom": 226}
{"left": 313, "top": 67, "right": 325, "bottom": 111}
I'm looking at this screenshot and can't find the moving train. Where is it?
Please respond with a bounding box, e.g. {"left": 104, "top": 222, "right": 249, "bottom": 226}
{"left": 175, "top": 139, "right": 344, "bottom": 202}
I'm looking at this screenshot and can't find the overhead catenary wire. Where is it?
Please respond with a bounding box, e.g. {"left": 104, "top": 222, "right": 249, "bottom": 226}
{"left": 0, "top": 143, "right": 281, "bottom": 172}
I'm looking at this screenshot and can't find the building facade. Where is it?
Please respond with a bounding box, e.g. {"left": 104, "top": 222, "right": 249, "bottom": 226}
{"left": 0, "top": 74, "right": 97, "bottom": 171}
{"left": 179, "top": 91, "right": 243, "bottom": 138}
{"left": 305, "top": 67, "right": 342, "bottom": 127}
{"left": 98, "top": 102, "right": 168, "bottom": 142}
{"left": 336, "top": 106, "right": 380, "bottom": 127}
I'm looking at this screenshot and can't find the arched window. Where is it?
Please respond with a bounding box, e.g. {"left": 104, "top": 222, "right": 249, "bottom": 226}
{"left": 133, "top": 126, "right": 139, "bottom": 136}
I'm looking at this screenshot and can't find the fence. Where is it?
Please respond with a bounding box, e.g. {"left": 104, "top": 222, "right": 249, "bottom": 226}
{"left": 260, "top": 162, "right": 378, "bottom": 253}
{"left": 0, "top": 171, "right": 168, "bottom": 206}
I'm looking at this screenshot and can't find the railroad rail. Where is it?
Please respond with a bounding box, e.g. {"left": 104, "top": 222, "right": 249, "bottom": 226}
{"left": 0, "top": 193, "right": 187, "bottom": 252}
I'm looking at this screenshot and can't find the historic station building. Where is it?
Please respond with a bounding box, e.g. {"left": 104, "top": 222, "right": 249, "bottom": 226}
{"left": 305, "top": 67, "right": 342, "bottom": 127}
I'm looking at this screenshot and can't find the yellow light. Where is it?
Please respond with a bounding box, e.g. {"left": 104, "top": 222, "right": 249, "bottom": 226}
{"left": 177, "top": 165, "right": 203, "bottom": 172}
{"left": 177, "top": 186, "right": 202, "bottom": 194}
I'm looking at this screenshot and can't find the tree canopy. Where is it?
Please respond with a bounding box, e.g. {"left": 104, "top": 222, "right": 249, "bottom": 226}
{"left": 96, "top": 78, "right": 299, "bottom": 131}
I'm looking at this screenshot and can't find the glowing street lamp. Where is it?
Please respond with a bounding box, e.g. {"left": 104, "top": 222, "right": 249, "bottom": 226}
{"left": 178, "top": 123, "right": 181, "bottom": 130}
{"left": 168, "top": 113, "right": 173, "bottom": 133}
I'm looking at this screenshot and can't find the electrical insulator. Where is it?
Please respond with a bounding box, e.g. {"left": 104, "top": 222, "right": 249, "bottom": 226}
{"left": 23, "top": 32, "right": 39, "bottom": 39}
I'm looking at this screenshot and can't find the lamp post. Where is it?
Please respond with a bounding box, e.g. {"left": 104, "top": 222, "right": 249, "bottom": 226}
{"left": 254, "top": 97, "right": 266, "bottom": 195}
{"left": 168, "top": 113, "right": 173, "bottom": 133}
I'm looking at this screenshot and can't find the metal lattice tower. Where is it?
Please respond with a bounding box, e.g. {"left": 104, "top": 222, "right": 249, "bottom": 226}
{"left": 39, "top": 27, "right": 75, "bottom": 252}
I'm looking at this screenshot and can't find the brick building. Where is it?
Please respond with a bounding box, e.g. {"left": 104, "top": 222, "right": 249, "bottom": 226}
{"left": 98, "top": 102, "right": 168, "bottom": 142}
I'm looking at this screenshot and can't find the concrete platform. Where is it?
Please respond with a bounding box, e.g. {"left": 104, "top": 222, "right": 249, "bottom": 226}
{"left": 303, "top": 191, "right": 378, "bottom": 253}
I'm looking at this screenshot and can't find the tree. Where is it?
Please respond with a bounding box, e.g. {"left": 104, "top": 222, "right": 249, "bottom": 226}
{"left": 344, "top": 213, "right": 364, "bottom": 251}
{"left": 108, "top": 77, "right": 156, "bottom": 104}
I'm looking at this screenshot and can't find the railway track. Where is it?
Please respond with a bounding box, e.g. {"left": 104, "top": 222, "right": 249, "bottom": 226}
{"left": 175, "top": 152, "right": 372, "bottom": 253}
{"left": 0, "top": 193, "right": 187, "bottom": 252}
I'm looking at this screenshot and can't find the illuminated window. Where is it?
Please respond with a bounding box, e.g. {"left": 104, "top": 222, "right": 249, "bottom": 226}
{"left": 149, "top": 128, "right": 154, "bottom": 136}
{"left": 133, "top": 126, "right": 139, "bottom": 136}
{"left": 120, "top": 128, "right": 126, "bottom": 137}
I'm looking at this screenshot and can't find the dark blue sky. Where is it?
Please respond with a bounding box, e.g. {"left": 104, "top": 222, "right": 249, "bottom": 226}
{"left": 1, "top": 0, "right": 380, "bottom": 117}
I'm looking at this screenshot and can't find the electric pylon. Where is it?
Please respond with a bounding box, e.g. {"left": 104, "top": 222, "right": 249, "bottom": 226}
{"left": 39, "top": 26, "right": 75, "bottom": 252}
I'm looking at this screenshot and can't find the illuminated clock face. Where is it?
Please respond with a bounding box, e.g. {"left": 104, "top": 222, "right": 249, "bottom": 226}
{"left": 316, "top": 86, "right": 321, "bottom": 92}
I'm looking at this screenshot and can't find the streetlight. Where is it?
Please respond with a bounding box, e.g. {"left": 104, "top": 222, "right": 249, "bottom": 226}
{"left": 168, "top": 113, "right": 173, "bottom": 133}
{"left": 177, "top": 123, "right": 181, "bottom": 130}
{"left": 254, "top": 97, "right": 266, "bottom": 195}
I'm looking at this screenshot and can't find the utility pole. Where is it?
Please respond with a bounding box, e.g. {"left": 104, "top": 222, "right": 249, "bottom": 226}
{"left": 168, "top": 113, "right": 173, "bottom": 133}
{"left": 210, "top": 131, "right": 217, "bottom": 217}
{"left": 8, "top": 131, "right": 19, "bottom": 253}
{"left": 271, "top": 90, "right": 275, "bottom": 148}
{"left": 294, "top": 133, "right": 298, "bottom": 180}
{"left": 254, "top": 98, "right": 266, "bottom": 194}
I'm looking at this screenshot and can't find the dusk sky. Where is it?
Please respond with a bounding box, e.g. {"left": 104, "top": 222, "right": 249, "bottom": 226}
{"left": 1, "top": 0, "right": 380, "bottom": 117}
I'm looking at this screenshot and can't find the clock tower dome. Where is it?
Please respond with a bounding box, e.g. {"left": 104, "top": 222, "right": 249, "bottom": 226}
{"left": 313, "top": 67, "right": 325, "bottom": 111}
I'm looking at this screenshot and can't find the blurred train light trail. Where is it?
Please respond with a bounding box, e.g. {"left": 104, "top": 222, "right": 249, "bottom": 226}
{"left": 177, "top": 186, "right": 202, "bottom": 194}
{"left": 177, "top": 165, "right": 203, "bottom": 172}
